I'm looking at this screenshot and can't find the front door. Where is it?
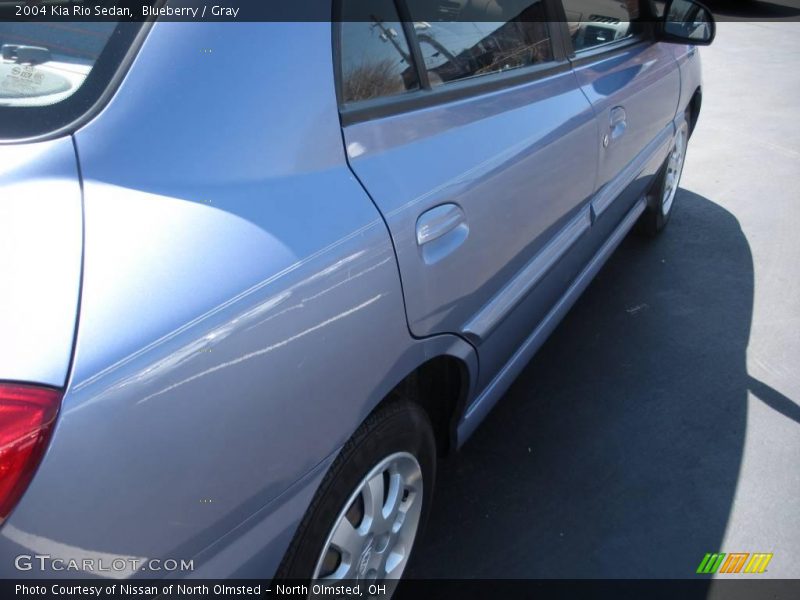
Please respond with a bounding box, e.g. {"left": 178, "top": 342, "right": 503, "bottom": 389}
{"left": 561, "top": 0, "right": 681, "bottom": 223}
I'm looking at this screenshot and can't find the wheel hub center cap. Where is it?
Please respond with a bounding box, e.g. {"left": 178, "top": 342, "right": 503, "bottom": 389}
{"left": 358, "top": 540, "right": 374, "bottom": 576}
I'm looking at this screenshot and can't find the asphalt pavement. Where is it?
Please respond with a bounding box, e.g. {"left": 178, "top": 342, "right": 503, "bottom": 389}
{"left": 407, "top": 17, "right": 800, "bottom": 580}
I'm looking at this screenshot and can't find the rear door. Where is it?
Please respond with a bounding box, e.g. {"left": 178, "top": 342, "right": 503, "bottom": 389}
{"left": 559, "top": 0, "right": 680, "bottom": 225}
{"left": 338, "top": 0, "right": 600, "bottom": 385}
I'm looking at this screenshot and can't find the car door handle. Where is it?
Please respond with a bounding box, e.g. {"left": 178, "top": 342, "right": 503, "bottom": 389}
{"left": 416, "top": 203, "right": 466, "bottom": 246}
{"left": 416, "top": 203, "right": 468, "bottom": 264}
{"left": 608, "top": 106, "right": 627, "bottom": 144}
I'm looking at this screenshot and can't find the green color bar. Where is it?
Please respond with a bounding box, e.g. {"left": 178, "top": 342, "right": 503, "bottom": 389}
{"left": 697, "top": 553, "right": 725, "bottom": 574}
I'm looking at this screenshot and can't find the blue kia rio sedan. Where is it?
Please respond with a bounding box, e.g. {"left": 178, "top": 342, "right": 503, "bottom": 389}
{"left": 0, "top": 0, "right": 714, "bottom": 584}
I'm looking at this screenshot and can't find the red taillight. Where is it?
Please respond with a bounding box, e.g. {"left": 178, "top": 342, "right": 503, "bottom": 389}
{"left": 0, "top": 384, "right": 62, "bottom": 523}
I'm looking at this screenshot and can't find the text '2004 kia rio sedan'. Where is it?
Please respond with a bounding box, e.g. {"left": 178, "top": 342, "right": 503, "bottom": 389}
{"left": 0, "top": 0, "right": 715, "bottom": 585}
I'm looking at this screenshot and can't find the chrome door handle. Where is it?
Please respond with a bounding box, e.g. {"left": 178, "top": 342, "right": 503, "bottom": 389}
{"left": 608, "top": 106, "right": 627, "bottom": 144}
{"left": 416, "top": 203, "right": 469, "bottom": 265}
{"left": 416, "top": 203, "right": 466, "bottom": 246}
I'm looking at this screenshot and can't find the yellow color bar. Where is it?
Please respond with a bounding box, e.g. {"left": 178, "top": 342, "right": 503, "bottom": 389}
{"left": 744, "top": 553, "right": 774, "bottom": 573}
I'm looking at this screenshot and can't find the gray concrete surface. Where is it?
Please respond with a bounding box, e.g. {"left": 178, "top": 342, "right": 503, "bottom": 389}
{"left": 408, "top": 20, "right": 800, "bottom": 579}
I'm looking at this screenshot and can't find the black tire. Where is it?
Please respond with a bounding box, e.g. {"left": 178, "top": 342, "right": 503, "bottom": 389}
{"left": 637, "top": 118, "right": 690, "bottom": 237}
{"left": 275, "top": 399, "right": 436, "bottom": 583}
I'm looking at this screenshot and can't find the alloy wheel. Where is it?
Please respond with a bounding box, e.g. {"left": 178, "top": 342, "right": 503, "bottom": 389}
{"left": 662, "top": 126, "right": 688, "bottom": 216}
{"left": 312, "top": 452, "right": 423, "bottom": 582}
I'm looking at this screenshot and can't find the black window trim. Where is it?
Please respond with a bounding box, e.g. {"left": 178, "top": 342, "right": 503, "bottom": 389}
{"left": 395, "top": 0, "right": 430, "bottom": 90}
{"left": 340, "top": 59, "right": 571, "bottom": 126}
{"left": 565, "top": 33, "right": 652, "bottom": 67}
{"left": 335, "top": 0, "right": 569, "bottom": 126}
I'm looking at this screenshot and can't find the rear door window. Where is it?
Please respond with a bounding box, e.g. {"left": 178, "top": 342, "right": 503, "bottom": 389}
{"left": 407, "top": 0, "right": 553, "bottom": 85}
{"left": 339, "top": 0, "right": 419, "bottom": 103}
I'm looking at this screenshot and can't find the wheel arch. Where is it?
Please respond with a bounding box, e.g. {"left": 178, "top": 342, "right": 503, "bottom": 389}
{"left": 363, "top": 338, "right": 477, "bottom": 459}
{"left": 385, "top": 354, "right": 472, "bottom": 457}
{"left": 687, "top": 86, "right": 702, "bottom": 137}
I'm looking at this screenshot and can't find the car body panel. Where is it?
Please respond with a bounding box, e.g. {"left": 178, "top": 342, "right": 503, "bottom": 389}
{"left": 672, "top": 43, "right": 703, "bottom": 121}
{"left": 459, "top": 194, "right": 647, "bottom": 442}
{"left": 0, "top": 138, "right": 82, "bottom": 387}
{"left": 0, "top": 22, "right": 477, "bottom": 577}
{"left": 344, "top": 66, "right": 600, "bottom": 389}
{"left": 573, "top": 40, "right": 681, "bottom": 217}
{"left": 0, "top": 12, "right": 705, "bottom": 580}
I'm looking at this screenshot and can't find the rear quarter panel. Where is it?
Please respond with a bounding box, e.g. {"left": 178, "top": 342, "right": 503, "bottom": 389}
{"left": 0, "top": 138, "right": 82, "bottom": 387}
{"left": 0, "top": 22, "right": 476, "bottom": 578}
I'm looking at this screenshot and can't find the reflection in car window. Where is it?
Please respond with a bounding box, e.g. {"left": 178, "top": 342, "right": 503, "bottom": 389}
{"left": 0, "top": 23, "right": 116, "bottom": 107}
{"left": 340, "top": 0, "right": 419, "bottom": 103}
{"left": 407, "top": 0, "right": 553, "bottom": 85}
{"left": 651, "top": 0, "right": 666, "bottom": 18}
{"left": 562, "top": 0, "right": 641, "bottom": 52}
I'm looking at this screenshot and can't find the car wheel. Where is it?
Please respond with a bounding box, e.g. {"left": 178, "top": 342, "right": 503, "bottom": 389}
{"left": 637, "top": 117, "right": 690, "bottom": 236}
{"left": 276, "top": 399, "right": 436, "bottom": 589}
